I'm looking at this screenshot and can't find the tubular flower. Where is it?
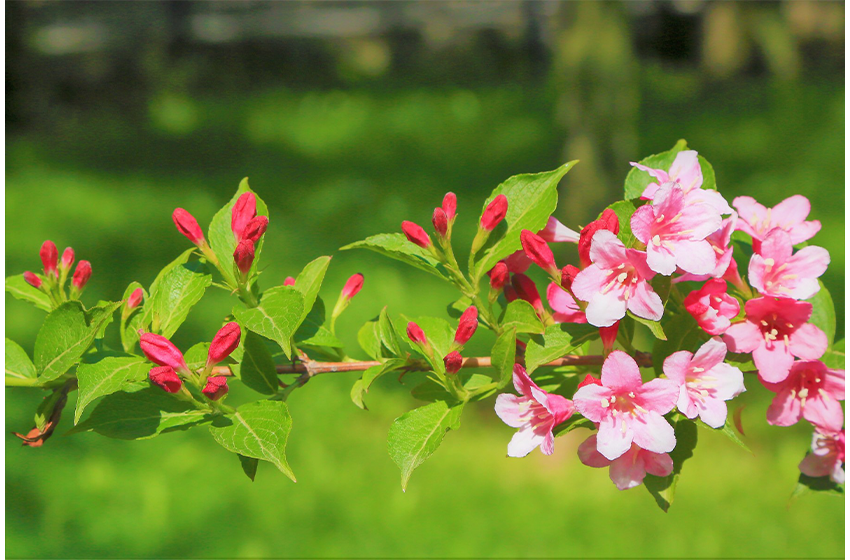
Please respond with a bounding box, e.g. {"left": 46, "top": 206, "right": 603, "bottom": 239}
{"left": 546, "top": 283, "right": 586, "bottom": 324}
{"left": 71, "top": 261, "right": 92, "bottom": 290}
{"left": 140, "top": 332, "right": 189, "bottom": 373}
{"left": 723, "top": 297, "right": 827, "bottom": 383}
{"left": 684, "top": 279, "right": 740, "bottom": 336}
{"left": 231, "top": 192, "right": 257, "bottom": 240}
{"left": 442, "top": 192, "right": 457, "bottom": 221}
{"left": 432, "top": 208, "right": 448, "bottom": 237}
{"left": 511, "top": 274, "right": 544, "bottom": 314}
{"left": 172, "top": 208, "right": 205, "bottom": 245}
{"left": 520, "top": 229, "right": 558, "bottom": 275}
{"left": 454, "top": 306, "right": 479, "bottom": 346}
{"left": 60, "top": 247, "right": 75, "bottom": 272}
{"left": 676, "top": 213, "right": 739, "bottom": 283}
{"left": 572, "top": 230, "right": 662, "bottom": 327}
{"left": 748, "top": 228, "right": 829, "bottom": 300}
{"left": 578, "top": 434, "right": 673, "bottom": 491}
{"left": 149, "top": 366, "right": 182, "bottom": 393}
{"left": 480, "top": 194, "right": 508, "bottom": 231}
{"left": 494, "top": 364, "right": 574, "bottom": 457}
{"left": 202, "top": 376, "right": 229, "bottom": 401}
{"left": 443, "top": 351, "right": 463, "bottom": 375}
{"left": 233, "top": 240, "right": 255, "bottom": 276}
{"left": 630, "top": 183, "right": 722, "bottom": 276}
{"left": 538, "top": 216, "right": 580, "bottom": 243}
{"left": 663, "top": 337, "right": 746, "bottom": 428}
{"left": 762, "top": 360, "right": 845, "bottom": 432}
{"left": 342, "top": 273, "right": 364, "bottom": 300}
{"left": 630, "top": 150, "right": 732, "bottom": 213}
{"left": 733, "top": 195, "right": 821, "bottom": 249}
{"left": 573, "top": 351, "right": 678, "bottom": 460}
{"left": 240, "top": 215, "right": 268, "bottom": 243}
{"left": 40, "top": 240, "right": 58, "bottom": 277}
{"left": 600, "top": 323, "right": 619, "bottom": 354}
{"left": 401, "top": 221, "right": 432, "bottom": 249}
{"left": 578, "top": 209, "right": 619, "bottom": 268}
{"left": 207, "top": 322, "right": 241, "bottom": 367}
{"left": 23, "top": 272, "right": 42, "bottom": 289}
{"left": 798, "top": 429, "right": 845, "bottom": 484}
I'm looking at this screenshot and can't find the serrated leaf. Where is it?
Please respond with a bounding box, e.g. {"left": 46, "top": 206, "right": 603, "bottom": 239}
{"left": 500, "top": 300, "right": 544, "bottom": 334}
{"left": 822, "top": 339, "right": 844, "bottom": 369}
{"left": 234, "top": 331, "right": 279, "bottom": 395}
{"left": 491, "top": 328, "right": 516, "bottom": 388}
{"left": 209, "top": 400, "right": 295, "bottom": 482}
{"left": 89, "top": 300, "right": 118, "bottom": 341}
{"left": 350, "top": 378, "right": 367, "bottom": 410}
{"left": 146, "top": 261, "right": 212, "bottom": 338}
{"left": 74, "top": 357, "right": 149, "bottom": 423}
{"left": 387, "top": 400, "right": 464, "bottom": 491}
{"left": 402, "top": 316, "right": 455, "bottom": 360}
{"left": 624, "top": 139, "right": 689, "bottom": 200}
{"left": 5, "top": 274, "right": 52, "bottom": 312}
{"left": 69, "top": 386, "right": 210, "bottom": 440}
{"left": 474, "top": 162, "right": 577, "bottom": 278}
{"left": 183, "top": 342, "right": 211, "bottom": 370}
{"left": 238, "top": 454, "right": 259, "bottom": 482}
{"left": 525, "top": 323, "right": 597, "bottom": 374}
{"left": 293, "top": 256, "right": 331, "bottom": 324}
{"left": 379, "top": 307, "right": 402, "bottom": 356}
{"left": 233, "top": 286, "right": 305, "bottom": 359}
{"left": 340, "top": 233, "right": 448, "bottom": 281}
{"left": 806, "top": 281, "right": 835, "bottom": 347}
{"left": 357, "top": 319, "right": 382, "bottom": 360}
{"left": 644, "top": 417, "right": 698, "bottom": 512}
{"left": 5, "top": 338, "right": 36, "bottom": 380}
{"left": 604, "top": 200, "right": 637, "bottom": 247}
{"left": 628, "top": 311, "right": 666, "bottom": 341}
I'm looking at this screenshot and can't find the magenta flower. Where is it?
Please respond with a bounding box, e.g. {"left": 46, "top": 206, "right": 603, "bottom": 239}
{"left": 663, "top": 337, "right": 746, "bottom": 428}
{"left": 723, "top": 297, "right": 827, "bottom": 383}
{"left": 572, "top": 230, "right": 663, "bottom": 327}
{"left": 748, "top": 229, "right": 829, "bottom": 300}
{"left": 762, "top": 360, "right": 845, "bottom": 432}
{"left": 578, "top": 434, "right": 673, "bottom": 490}
{"left": 631, "top": 184, "right": 722, "bottom": 275}
{"left": 546, "top": 282, "right": 586, "bottom": 324}
{"left": 494, "top": 364, "right": 574, "bottom": 457}
{"left": 798, "top": 429, "right": 845, "bottom": 484}
{"left": 684, "top": 279, "right": 740, "bottom": 335}
{"left": 733, "top": 195, "right": 821, "bottom": 248}
{"left": 573, "top": 351, "right": 678, "bottom": 460}
{"left": 631, "top": 150, "right": 732, "bottom": 214}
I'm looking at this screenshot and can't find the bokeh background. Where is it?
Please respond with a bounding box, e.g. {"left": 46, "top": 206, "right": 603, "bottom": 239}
{"left": 5, "top": 2, "right": 845, "bottom": 558}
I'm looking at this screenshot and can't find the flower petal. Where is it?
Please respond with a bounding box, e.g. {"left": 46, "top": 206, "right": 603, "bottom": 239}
{"left": 802, "top": 396, "right": 844, "bottom": 433}
{"left": 577, "top": 434, "right": 612, "bottom": 468}
{"left": 753, "top": 343, "right": 794, "bottom": 383}
{"left": 789, "top": 324, "right": 828, "bottom": 361}
{"left": 626, "top": 281, "right": 663, "bottom": 322}
{"left": 506, "top": 428, "right": 546, "bottom": 458}
{"left": 766, "top": 387, "right": 801, "bottom": 426}
{"left": 494, "top": 394, "right": 528, "bottom": 428}
{"left": 597, "top": 415, "right": 633, "bottom": 460}
{"left": 630, "top": 411, "right": 676, "bottom": 454}
{"left": 586, "top": 291, "right": 627, "bottom": 328}
{"left": 608, "top": 447, "right": 648, "bottom": 490}
{"left": 601, "top": 350, "right": 642, "bottom": 392}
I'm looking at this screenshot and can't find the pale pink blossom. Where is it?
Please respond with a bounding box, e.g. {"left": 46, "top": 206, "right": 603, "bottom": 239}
{"left": 733, "top": 195, "right": 821, "bottom": 249}
{"left": 631, "top": 150, "right": 732, "bottom": 214}
{"left": 762, "top": 360, "right": 845, "bottom": 432}
{"left": 798, "top": 429, "right": 845, "bottom": 484}
{"left": 572, "top": 230, "right": 663, "bottom": 327}
{"left": 501, "top": 217, "right": 580, "bottom": 274}
{"left": 684, "top": 279, "right": 740, "bottom": 335}
{"left": 723, "top": 297, "right": 827, "bottom": 383}
{"left": 578, "top": 434, "right": 673, "bottom": 490}
{"left": 663, "top": 338, "right": 746, "bottom": 428}
{"left": 495, "top": 364, "right": 574, "bottom": 457}
{"left": 546, "top": 282, "right": 586, "bottom": 324}
{"left": 631, "top": 184, "right": 722, "bottom": 275}
{"left": 676, "top": 213, "right": 739, "bottom": 283}
{"left": 748, "top": 229, "right": 829, "bottom": 300}
{"left": 573, "top": 351, "right": 678, "bottom": 460}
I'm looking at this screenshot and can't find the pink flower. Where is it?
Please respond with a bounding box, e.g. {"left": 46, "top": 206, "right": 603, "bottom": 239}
{"left": 140, "top": 332, "right": 189, "bottom": 374}
{"left": 442, "top": 192, "right": 457, "bottom": 221}
{"left": 676, "top": 213, "right": 739, "bottom": 283}
{"left": 443, "top": 351, "right": 463, "bottom": 374}
{"left": 578, "top": 209, "right": 619, "bottom": 268}
{"left": 798, "top": 429, "right": 845, "bottom": 484}
{"left": 494, "top": 364, "right": 574, "bottom": 457}
{"left": 733, "top": 195, "right": 821, "bottom": 249}
{"left": 539, "top": 216, "right": 580, "bottom": 243}
{"left": 240, "top": 215, "right": 268, "bottom": 243}
{"left": 284, "top": 276, "right": 296, "bottom": 286}
{"left": 511, "top": 273, "right": 544, "bottom": 314}
{"left": 546, "top": 283, "right": 586, "bottom": 324}
{"left": 748, "top": 229, "right": 829, "bottom": 300}
{"left": 342, "top": 273, "right": 364, "bottom": 300}
{"left": 207, "top": 322, "right": 241, "bottom": 367}
{"left": 663, "top": 338, "right": 746, "bottom": 428}
{"left": 231, "top": 192, "right": 257, "bottom": 240}
{"left": 488, "top": 262, "right": 509, "bottom": 290}
{"left": 202, "top": 376, "right": 229, "bottom": 401}
{"left": 172, "top": 208, "right": 205, "bottom": 245}
{"left": 149, "top": 366, "right": 182, "bottom": 393}
{"left": 573, "top": 351, "right": 678, "bottom": 460}
{"left": 572, "top": 230, "right": 663, "bottom": 327}
{"left": 578, "top": 434, "right": 673, "bottom": 490}
{"left": 40, "top": 240, "right": 58, "bottom": 277}
{"left": 631, "top": 150, "right": 732, "bottom": 214}
{"left": 233, "top": 240, "right": 255, "bottom": 276}
{"left": 631, "top": 184, "right": 722, "bottom": 275}
{"left": 684, "top": 279, "right": 740, "bottom": 335}
{"left": 60, "top": 247, "right": 75, "bottom": 272}
{"left": 480, "top": 194, "right": 508, "bottom": 231}
{"left": 723, "top": 297, "right": 827, "bottom": 383}
{"left": 406, "top": 322, "right": 428, "bottom": 346}
{"left": 23, "top": 272, "right": 42, "bottom": 289}
{"left": 126, "top": 288, "right": 144, "bottom": 310}
{"left": 432, "top": 208, "right": 448, "bottom": 237}
{"left": 762, "top": 360, "right": 845, "bottom": 432}
{"left": 71, "top": 261, "right": 92, "bottom": 290}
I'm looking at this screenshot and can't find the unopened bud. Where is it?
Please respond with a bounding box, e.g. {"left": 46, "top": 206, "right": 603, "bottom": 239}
{"left": 127, "top": 288, "right": 144, "bottom": 310}
{"left": 172, "top": 208, "right": 205, "bottom": 245}
{"left": 488, "top": 262, "right": 509, "bottom": 290}
{"left": 241, "top": 215, "right": 268, "bottom": 243}
{"left": 24, "top": 271, "right": 42, "bottom": 289}
{"left": 71, "top": 261, "right": 92, "bottom": 290}
{"left": 284, "top": 277, "right": 296, "bottom": 286}
{"left": 444, "top": 351, "right": 463, "bottom": 374}
{"left": 140, "top": 332, "right": 188, "bottom": 372}
{"left": 342, "top": 273, "right": 364, "bottom": 299}
{"left": 520, "top": 229, "right": 557, "bottom": 275}
{"left": 577, "top": 374, "right": 602, "bottom": 389}
{"left": 402, "top": 221, "right": 432, "bottom": 248}
{"left": 231, "top": 192, "right": 257, "bottom": 240}
{"left": 454, "top": 306, "right": 478, "bottom": 346}
{"left": 60, "top": 247, "right": 75, "bottom": 272}
{"left": 208, "top": 322, "right": 241, "bottom": 366}
{"left": 432, "top": 208, "right": 448, "bottom": 237}
{"left": 40, "top": 240, "right": 58, "bottom": 277}
{"left": 561, "top": 265, "right": 580, "bottom": 291}
{"left": 511, "top": 273, "right": 542, "bottom": 312}
{"left": 480, "top": 194, "right": 508, "bottom": 231}
{"left": 600, "top": 322, "right": 619, "bottom": 353}
{"left": 233, "top": 240, "right": 255, "bottom": 276}
{"left": 442, "top": 192, "right": 457, "bottom": 220}
{"left": 406, "top": 321, "right": 428, "bottom": 346}
{"left": 149, "top": 366, "right": 182, "bottom": 393}
{"left": 202, "top": 376, "right": 229, "bottom": 401}
{"left": 504, "top": 283, "right": 519, "bottom": 303}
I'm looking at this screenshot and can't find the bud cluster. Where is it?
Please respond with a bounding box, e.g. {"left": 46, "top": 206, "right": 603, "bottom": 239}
{"left": 23, "top": 240, "right": 93, "bottom": 308}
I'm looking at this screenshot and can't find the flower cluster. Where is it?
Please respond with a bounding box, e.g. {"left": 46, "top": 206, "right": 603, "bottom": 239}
{"left": 23, "top": 240, "right": 92, "bottom": 306}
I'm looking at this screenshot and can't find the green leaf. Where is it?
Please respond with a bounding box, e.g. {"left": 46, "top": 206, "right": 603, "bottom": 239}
{"left": 411, "top": 374, "right": 495, "bottom": 403}
{"left": 791, "top": 473, "right": 844, "bottom": 499}
{"left": 5, "top": 274, "right": 52, "bottom": 312}
{"left": 340, "top": 233, "right": 448, "bottom": 281}
{"left": 5, "top": 338, "right": 36, "bottom": 380}
{"left": 357, "top": 319, "right": 382, "bottom": 360}
{"left": 474, "top": 162, "right": 577, "bottom": 278}
{"left": 183, "top": 343, "right": 211, "bottom": 369}
{"left": 651, "top": 312, "right": 703, "bottom": 375}
{"left": 525, "top": 323, "right": 597, "bottom": 374}
{"left": 233, "top": 286, "right": 305, "bottom": 359}
{"left": 806, "top": 281, "right": 836, "bottom": 347}
{"left": 698, "top": 155, "right": 717, "bottom": 191}
{"left": 208, "top": 178, "right": 270, "bottom": 286}
{"left": 35, "top": 301, "right": 121, "bottom": 382}
{"left": 624, "top": 139, "right": 689, "bottom": 200}
{"left": 74, "top": 357, "right": 149, "bottom": 424}
{"left": 89, "top": 300, "right": 118, "bottom": 341}
{"left": 628, "top": 311, "right": 667, "bottom": 341}
{"left": 447, "top": 296, "right": 473, "bottom": 319}
{"left": 209, "top": 400, "right": 296, "bottom": 482}
{"left": 644, "top": 417, "right": 698, "bottom": 512}
{"left": 120, "top": 282, "right": 148, "bottom": 353}
{"left": 233, "top": 331, "right": 279, "bottom": 395}
{"left": 604, "top": 200, "right": 637, "bottom": 247}
{"left": 350, "top": 378, "right": 367, "bottom": 410}
{"left": 501, "top": 300, "right": 545, "bottom": 334}
{"left": 293, "top": 297, "right": 342, "bottom": 349}
{"left": 238, "top": 454, "right": 259, "bottom": 482}
{"left": 402, "top": 316, "right": 455, "bottom": 360}
{"left": 350, "top": 359, "right": 407, "bottom": 410}
{"left": 822, "top": 339, "right": 844, "bottom": 369}
{"left": 553, "top": 416, "right": 596, "bottom": 437}
{"left": 378, "top": 308, "right": 403, "bottom": 356}
{"left": 145, "top": 261, "right": 212, "bottom": 338}
{"left": 491, "top": 328, "right": 517, "bottom": 388}
{"left": 293, "top": 256, "right": 332, "bottom": 324}
{"left": 387, "top": 400, "right": 464, "bottom": 491}
{"left": 69, "top": 386, "right": 210, "bottom": 440}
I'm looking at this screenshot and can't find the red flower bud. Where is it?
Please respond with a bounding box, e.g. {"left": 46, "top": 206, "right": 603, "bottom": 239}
{"left": 241, "top": 215, "right": 268, "bottom": 243}
{"left": 284, "top": 276, "right": 296, "bottom": 286}
{"left": 520, "top": 229, "right": 557, "bottom": 274}
{"left": 432, "top": 208, "right": 448, "bottom": 237}
{"left": 342, "top": 273, "right": 364, "bottom": 299}
{"left": 402, "top": 221, "right": 432, "bottom": 248}
{"left": 202, "top": 376, "right": 229, "bottom": 401}
{"left": 149, "top": 366, "right": 182, "bottom": 393}
{"left": 578, "top": 209, "right": 619, "bottom": 268}
{"left": 511, "top": 273, "right": 543, "bottom": 312}
{"left": 577, "top": 374, "right": 602, "bottom": 389}
{"left": 71, "top": 261, "right": 92, "bottom": 290}
{"left": 127, "top": 288, "right": 144, "bottom": 310}
{"left": 454, "top": 306, "right": 478, "bottom": 346}
{"left": 60, "top": 247, "right": 75, "bottom": 272}
{"left": 172, "top": 208, "right": 205, "bottom": 245}
{"left": 208, "top": 322, "right": 241, "bottom": 366}
{"left": 442, "top": 192, "right": 457, "bottom": 220}
{"left": 504, "top": 283, "right": 519, "bottom": 302}
{"left": 23, "top": 271, "right": 42, "bottom": 289}
{"left": 231, "top": 192, "right": 257, "bottom": 240}
{"left": 40, "top": 240, "right": 58, "bottom": 277}
{"left": 406, "top": 322, "right": 428, "bottom": 346}
{"left": 140, "top": 332, "right": 188, "bottom": 372}
{"left": 488, "top": 262, "right": 509, "bottom": 290}
{"left": 600, "top": 322, "right": 619, "bottom": 353}
{"left": 444, "top": 351, "right": 463, "bottom": 375}
{"left": 561, "top": 264, "right": 580, "bottom": 291}
{"left": 480, "top": 194, "right": 508, "bottom": 231}
{"left": 233, "top": 239, "right": 255, "bottom": 276}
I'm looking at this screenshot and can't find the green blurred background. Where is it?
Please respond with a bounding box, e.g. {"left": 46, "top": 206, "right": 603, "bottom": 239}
{"left": 5, "top": 2, "right": 845, "bottom": 558}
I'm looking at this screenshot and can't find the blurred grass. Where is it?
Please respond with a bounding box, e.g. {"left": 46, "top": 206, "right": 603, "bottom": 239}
{"left": 5, "top": 75, "right": 844, "bottom": 558}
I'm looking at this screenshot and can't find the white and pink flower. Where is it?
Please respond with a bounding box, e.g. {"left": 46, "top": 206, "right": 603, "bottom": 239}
{"left": 684, "top": 279, "right": 740, "bottom": 335}
{"left": 748, "top": 229, "right": 829, "bottom": 300}
{"left": 733, "top": 195, "right": 821, "bottom": 249}
{"left": 762, "top": 360, "right": 845, "bottom": 432}
{"left": 546, "top": 282, "right": 586, "bottom": 324}
{"left": 578, "top": 434, "right": 674, "bottom": 490}
{"left": 631, "top": 150, "right": 732, "bottom": 214}
{"left": 798, "top": 429, "right": 845, "bottom": 484}
{"left": 677, "top": 213, "right": 739, "bottom": 283}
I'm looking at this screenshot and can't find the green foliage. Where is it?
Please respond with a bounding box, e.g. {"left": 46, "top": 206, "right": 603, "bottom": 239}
{"left": 645, "top": 417, "right": 698, "bottom": 512}
{"left": 807, "top": 281, "right": 836, "bottom": 347}
{"left": 233, "top": 286, "right": 305, "bottom": 359}
{"left": 238, "top": 454, "right": 259, "bottom": 482}
{"left": 500, "top": 300, "right": 545, "bottom": 334}
{"left": 74, "top": 357, "right": 149, "bottom": 423}
{"left": 120, "top": 281, "right": 147, "bottom": 353}
{"left": 145, "top": 261, "right": 211, "bottom": 338}
{"left": 351, "top": 359, "right": 407, "bottom": 409}
{"left": 628, "top": 311, "right": 666, "bottom": 341}
{"left": 791, "top": 473, "right": 844, "bottom": 499}
{"left": 402, "top": 315, "right": 455, "bottom": 359}
{"left": 604, "top": 200, "right": 637, "bottom": 247}
{"left": 293, "top": 256, "right": 332, "bottom": 325}
{"left": 821, "top": 339, "right": 844, "bottom": 369}
{"left": 5, "top": 274, "right": 52, "bottom": 312}
{"left": 525, "top": 323, "right": 597, "bottom": 374}
{"left": 341, "top": 233, "right": 448, "bottom": 281}
{"left": 491, "top": 328, "right": 517, "bottom": 388}
{"left": 233, "top": 331, "right": 280, "bottom": 395}
{"left": 623, "top": 139, "right": 688, "bottom": 200}
{"left": 5, "top": 338, "right": 36, "bottom": 380}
